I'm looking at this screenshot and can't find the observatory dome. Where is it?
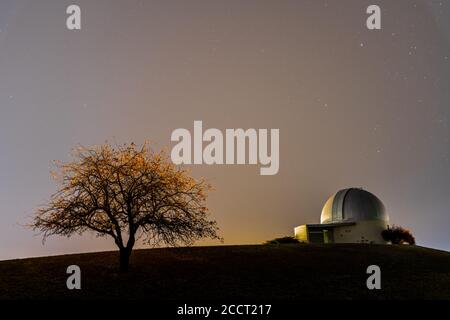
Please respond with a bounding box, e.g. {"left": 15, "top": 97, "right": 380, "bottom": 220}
{"left": 320, "top": 188, "right": 388, "bottom": 224}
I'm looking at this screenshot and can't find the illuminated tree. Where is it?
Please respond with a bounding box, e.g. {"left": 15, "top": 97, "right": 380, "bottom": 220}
{"left": 32, "top": 142, "right": 220, "bottom": 272}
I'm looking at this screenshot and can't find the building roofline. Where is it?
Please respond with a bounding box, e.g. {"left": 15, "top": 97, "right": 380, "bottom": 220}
{"left": 305, "top": 222, "right": 356, "bottom": 228}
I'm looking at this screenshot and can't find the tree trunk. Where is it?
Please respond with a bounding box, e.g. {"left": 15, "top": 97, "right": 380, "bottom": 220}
{"left": 119, "top": 248, "right": 131, "bottom": 273}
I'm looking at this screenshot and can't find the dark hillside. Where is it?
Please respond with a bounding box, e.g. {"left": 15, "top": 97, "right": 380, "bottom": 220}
{"left": 0, "top": 244, "right": 449, "bottom": 300}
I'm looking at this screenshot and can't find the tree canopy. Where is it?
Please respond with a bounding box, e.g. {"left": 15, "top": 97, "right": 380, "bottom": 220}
{"left": 32, "top": 142, "right": 221, "bottom": 271}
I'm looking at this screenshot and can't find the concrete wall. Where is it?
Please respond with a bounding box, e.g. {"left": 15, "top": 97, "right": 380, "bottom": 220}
{"left": 294, "top": 225, "right": 308, "bottom": 242}
{"left": 333, "top": 220, "right": 388, "bottom": 244}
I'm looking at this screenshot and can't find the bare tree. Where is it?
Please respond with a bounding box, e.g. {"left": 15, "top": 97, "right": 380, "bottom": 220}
{"left": 32, "top": 142, "right": 221, "bottom": 272}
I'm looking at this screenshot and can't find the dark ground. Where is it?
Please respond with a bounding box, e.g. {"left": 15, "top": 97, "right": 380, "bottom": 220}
{"left": 0, "top": 244, "right": 449, "bottom": 300}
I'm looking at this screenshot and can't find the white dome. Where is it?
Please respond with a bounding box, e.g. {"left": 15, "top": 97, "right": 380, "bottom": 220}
{"left": 320, "top": 188, "right": 388, "bottom": 224}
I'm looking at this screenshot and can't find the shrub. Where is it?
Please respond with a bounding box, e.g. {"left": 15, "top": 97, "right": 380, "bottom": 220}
{"left": 264, "top": 236, "right": 300, "bottom": 245}
{"left": 382, "top": 225, "right": 416, "bottom": 245}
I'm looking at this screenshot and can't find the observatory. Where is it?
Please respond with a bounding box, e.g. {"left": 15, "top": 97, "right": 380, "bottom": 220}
{"left": 294, "top": 188, "right": 389, "bottom": 244}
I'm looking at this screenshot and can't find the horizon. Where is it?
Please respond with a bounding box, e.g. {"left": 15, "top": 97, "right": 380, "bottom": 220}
{"left": 2, "top": 242, "right": 449, "bottom": 263}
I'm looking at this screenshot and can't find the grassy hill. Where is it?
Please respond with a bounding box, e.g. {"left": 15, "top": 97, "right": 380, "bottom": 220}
{"left": 0, "top": 244, "right": 449, "bottom": 300}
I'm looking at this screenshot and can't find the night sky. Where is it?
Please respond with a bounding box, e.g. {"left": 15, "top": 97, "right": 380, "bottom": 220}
{"left": 0, "top": 0, "right": 449, "bottom": 259}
